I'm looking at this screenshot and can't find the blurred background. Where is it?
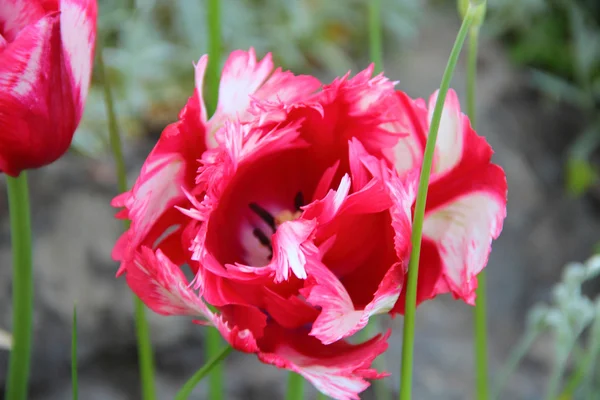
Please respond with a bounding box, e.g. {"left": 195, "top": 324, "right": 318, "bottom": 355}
{"left": 2, "top": 0, "right": 600, "bottom": 398}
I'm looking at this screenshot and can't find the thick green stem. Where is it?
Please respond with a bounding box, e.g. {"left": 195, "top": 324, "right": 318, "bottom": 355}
{"left": 398, "top": 7, "right": 477, "bottom": 400}
{"left": 175, "top": 345, "right": 232, "bottom": 400}
{"left": 286, "top": 373, "right": 305, "bottom": 400}
{"left": 368, "top": 0, "right": 383, "bottom": 73}
{"left": 466, "top": 27, "right": 489, "bottom": 400}
{"left": 204, "top": 0, "right": 225, "bottom": 398}
{"left": 98, "top": 45, "right": 157, "bottom": 400}
{"left": 4, "top": 173, "right": 33, "bottom": 400}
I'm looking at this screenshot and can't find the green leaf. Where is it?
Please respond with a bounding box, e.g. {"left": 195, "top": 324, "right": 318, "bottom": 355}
{"left": 174, "top": 345, "right": 232, "bottom": 400}
{"left": 566, "top": 158, "right": 598, "bottom": 196}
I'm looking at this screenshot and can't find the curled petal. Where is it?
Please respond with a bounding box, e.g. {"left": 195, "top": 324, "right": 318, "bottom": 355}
{"left": 302, "top": 257, "right": 404, "bottom": 344}
{"left": 127, "top": 247, "right": 211, "bottom": 318}
{"left": 258, "top": 326, "right": 390, "bottom": 400}
{"left": 204, "top": 48, "right": 321, "bottom": 145}
{"left": 423, "top": 185, "right": 506, "bottom": 304}
{"left": 128, "top": 247, "right": 261, "bottom": 352}
{"left": 389, "top": 91, "right": 427, "bottom": 175}
{"left": 215, "top": 48, "right": 273, "bottom": 122}
{"left": 419, "top": 89, "right": 507, "bottom": 304}
{"left": 112, "top": 93, "right": 207, "bottom": 274}
{"left": 272, "top": 218, "right": 318, "bottom": 282}
{"left": 426, "top": 89, "right": 464, "bottom": 177}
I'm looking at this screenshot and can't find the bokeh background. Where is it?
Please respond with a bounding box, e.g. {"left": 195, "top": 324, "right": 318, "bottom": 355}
{"left": 2, "top": 0, "right": 600, "bottom": 399}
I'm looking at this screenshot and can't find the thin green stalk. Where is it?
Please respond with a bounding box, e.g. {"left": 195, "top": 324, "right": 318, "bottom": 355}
{"left": 466, "top": 26, "right": 489, "bottom": 400}
{"left": 368, "top": 0, "right": 383, "bottom": 73}
{"left": 286, "top": 373, "right": 305, "bottom": 400}
{"left": 204, "top": 0, "right": 225, "bottom": 398}
{"left": 174, "top": 345, "right": 232, "bottom": 400}
{"left": 72, "top": 304, "right": 78, "bottom": 400}
{"left": 399, "top": 6, "right": 478, "bottom": 400}
{"left": 466, "top": 29, "right": 479, "bottom": 127}
{"left": 207, "top": 328, "right": 225, "bottom": 400}
{"left": 316, "top": 392, "right": 328, "bottom": 400}
{"left": 205, "top": 0, "right": 222, "bottom": 117}
{"left": 97, "top": 45, "right": 157, "bottom": 400}
{"left": 491, "top": 329, "right": 539, "bottom": 400}
{"left": 365, "top": 3, "right": 389, "bottom": 398}
{"left": 4, "top": 173, "right": 33, "bottom": 400}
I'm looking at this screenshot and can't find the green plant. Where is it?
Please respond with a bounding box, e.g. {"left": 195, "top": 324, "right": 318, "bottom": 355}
{"left": 72, "top": 0, "right": 422, "bottom": 158}
{"left": 486, "top": 0, "right": 600, "bottom": 196}
{"left": 493, "top": 255, "right": 600, "bottom": 400}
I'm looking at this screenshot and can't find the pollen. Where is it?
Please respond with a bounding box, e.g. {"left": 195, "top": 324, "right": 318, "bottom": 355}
{"left": 275, "top": 210, "right": 302, "bottom": 226}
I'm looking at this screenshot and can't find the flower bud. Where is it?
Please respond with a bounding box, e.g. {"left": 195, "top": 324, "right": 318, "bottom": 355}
{"left": 457, "top": 0, "right": 486, "bottom": 29}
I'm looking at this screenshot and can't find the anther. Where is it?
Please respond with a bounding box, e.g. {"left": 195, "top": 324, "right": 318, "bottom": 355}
{"left": 294, "top": 191, "right": 304, "bottom": 211}
{"left": 252, "top": 228, "right": 273, "bottom": 260}
{"left": 249, "top": 203, "right": 276, "bottom": 231}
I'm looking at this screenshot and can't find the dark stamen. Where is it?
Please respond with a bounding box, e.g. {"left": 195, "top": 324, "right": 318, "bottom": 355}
{"left": 252, "top": 228, "right": 272, "bottom": 247}
{"left": 294, "top": 191, "right": 304, "bottom": 211}
{"left": 249, "top": 202, "right": 276, "bottom": 231}
{"left": 252, "top": 228, "right": 273, "bottom": 260}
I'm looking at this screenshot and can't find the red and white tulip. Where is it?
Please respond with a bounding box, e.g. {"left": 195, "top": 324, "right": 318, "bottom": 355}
{"left": 112, "top": 48, "right": 507, "bottom": 400}
{"left": 0, "top": 0, "right": 97, "bottom": 176}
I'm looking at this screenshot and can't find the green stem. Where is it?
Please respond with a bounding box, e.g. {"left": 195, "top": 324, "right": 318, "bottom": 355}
{"left": 368, "top": 0, "right": 383, "bottom": 73}
{"left": 204, "top": 1, "right": 225, "bottom": 398}
{"left": 97, "top": 45, "right": 157, "bottom": 400}
{"left": 316, "top": 393, "right": 328, "bottom": 400}
{"left": 286, "top": 373, "right": 305, "bottom": 400}
{"left": 174, "top": 345, "right": 232, "bottom": 400}
{"left": 205, "top": 0, "right": 222, "bottom": 117}
{"left": 466, "top": 27, "right": 489, "bottom": 400}
{"left": 72, "top": 304, "right": 78, "bottom": 400}
{"left": 207, "top": 328, "right": 225, "bottom": 400}
{"left": 134, "top": 299, "right": 156, "bottom": 400}
{"left": 4, "top": 173, "right": 33, "bottom": 400}
{"left": 398, "top": 6, "right": 477, "bottom": 400}
{"left": 466, "top": 28, "right": 479, "bottom": 127}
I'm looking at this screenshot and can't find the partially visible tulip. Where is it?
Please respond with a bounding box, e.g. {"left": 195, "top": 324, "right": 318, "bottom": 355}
{"left": 0, "top": 0, "right": 97, "bottom": 176}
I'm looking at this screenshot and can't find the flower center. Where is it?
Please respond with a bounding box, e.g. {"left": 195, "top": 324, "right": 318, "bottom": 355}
{"left": 248, "top": 191, "right": 304, "bottom": 261}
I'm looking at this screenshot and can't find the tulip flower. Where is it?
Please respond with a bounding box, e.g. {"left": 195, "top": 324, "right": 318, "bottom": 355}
{"left": 113, "top": 49, "right": 507, "bottom": 400}
{"left": 0, "top": 0, "right": 97, "bottom": 176}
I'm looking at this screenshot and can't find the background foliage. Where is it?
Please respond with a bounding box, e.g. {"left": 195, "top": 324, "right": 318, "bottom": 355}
{"left": 69, "top": 2, "right": 600, "bottom": 396}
